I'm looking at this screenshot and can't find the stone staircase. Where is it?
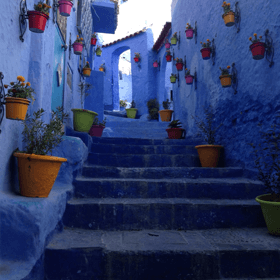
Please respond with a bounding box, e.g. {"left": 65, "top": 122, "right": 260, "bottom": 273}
{"left": 44, "top": 136, "right": 280, "bottom": 280}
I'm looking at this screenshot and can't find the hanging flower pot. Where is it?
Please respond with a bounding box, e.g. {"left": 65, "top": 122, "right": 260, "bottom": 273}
{"left": 219, "top": 75, "right": 232, "bottom": 87}
{"left": 134, "top": 57, "right": 139, "bottom": 62}
{"left": 176, "top": 62, "right": 184, "bottom": 71}
{"left": 185, "top": 75, "right": 194, "bottom": 85}
{"left": 99, "top": 67, "right": 104, "bottom": 72}
{"left": 221, "top": 2, "right": 235, "bottom": 27}
{"left": 200, "top": 40, "right": 212, "bottom": 60}
{"left": 165, "top": 41, "right": 171, "bottom": 49}
{"left": 58, "top": 0, "right": 73, "bottom": 17}
{"left": 134, "top": 53, "right": 140, "bottom": 62}
{"left": 96, "top": 46, "right": 102, "bottom": 56}
{"left": 185, "top": 23, "right": 194, "bottom": 39}
{"left": 73, "top": 42, "right": 83, "bottom": 55}
{"left": 166, "top": 55, "right": 172, "bottom": 62}
{"left": 170, "top": 75, "right": 176, "bottom": 84}
{"left": 171, "top": 38, "right": 177, "bottom": 45}
{"left": 27, "top": 11, "right": 49, "bottom": 33}
{"left": 250, "top": 42, "right": 266, "bottom": 60}
{"left": 153, "top": 61, "right": 159, "bottom": 68}
{"left": 82, "top": 62, "right": 91, "bottom": 77}
{"left": 91, "top": 37, "right": 97, "bottom": 46}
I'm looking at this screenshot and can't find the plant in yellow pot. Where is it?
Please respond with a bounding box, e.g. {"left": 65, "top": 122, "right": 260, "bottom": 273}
{"left": 159, "top": 99, "right": 173, "bottom": 122}
{"left": 249, "top": 113, "right": 280, "bottom": 235}
{"left": 192, "top": 105, "right": 223, "bottom": 167}
{"left": 82, "top": 61, "right": 91, "bottom": 77}
{"left": 219, "top": 65, "right": 232, "bottom": 87}
{"left": 4, "top": 75, "right": 35, "bottom": 120}
{"left": 221, "top": 1, "right": 235, "bottom": 27}
{"left": 13, "top": 106, "right": 68, "bottom": 197}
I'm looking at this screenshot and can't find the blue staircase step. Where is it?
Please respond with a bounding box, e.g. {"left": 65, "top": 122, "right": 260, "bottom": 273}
{"left": 73, "top": 177, "right": 266, "bottom": 199}
{"left": 62, "top": 198, "right": 266, "bottom": 230}
{"left": 45, "top": 227, "right": 280, "bottom": 280}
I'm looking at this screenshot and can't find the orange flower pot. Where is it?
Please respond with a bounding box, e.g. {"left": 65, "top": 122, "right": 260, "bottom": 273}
{"left": 222, "top": 11, "right": 235, "bottom": 27}
{"left": 13, "top": 152, "right": 67, "bottom": 197}
{"left": 99, "top": 67, "right": 104, "bottom": 72}
{"left": 195, "top": 145, "right": 223, "bottom": 167}
{"left": 159, "top": 109, "right": 173, "bottom": 122}
{"left": 5, "top": 97, "right": 30, "bottom": 120}
{"left": 83, "top": 68, "right": 91, "bottom": 77}
{"left": 219, "top": 75, "right": 232, "bottom": 88}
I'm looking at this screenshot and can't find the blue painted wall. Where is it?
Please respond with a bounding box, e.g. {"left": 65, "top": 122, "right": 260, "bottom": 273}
{"left": 119, "top": 73, "right": 132, "bottom": 104}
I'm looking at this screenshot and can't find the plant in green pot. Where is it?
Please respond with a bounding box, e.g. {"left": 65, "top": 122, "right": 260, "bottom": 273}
{"left": 126, "top": 100, "right": 137, "bottom": 119}
{"left": 166, "top": 120, "right": 186, "bottom": 139}
{"left": 147, "top": 98, "right": 159, "bottom": 121}
{"left": 249, "top": 113, "right": 280, "bottom": 235}
{"left": 13, "top": 107, "right": 68, "bottom": 197}
{"left": 71, "top": 82, "right": 98, "bottom": 132}
{"left": 192, "top": 105, "right": 223, "bottom": 167}
{"left": 159, "top": 99, "right": 173, "bottom": 122}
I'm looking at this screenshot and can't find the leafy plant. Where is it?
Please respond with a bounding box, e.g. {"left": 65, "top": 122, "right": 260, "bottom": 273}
{"left": 172, "top": 32, "right": 177, "bottom": 39}
{"left": 130, "top": 100, "right": 136, "bottom": 109}
{"left": 92, "top": 117, "right": 106, "bottom": 127}
{"left": 78, "top": 82, "right": 92, "bottom": 109}
{"left": 221, "top": 1, "right": 233, "bottom": 15}
{"left": 74, "top": 35, "right": 84, "bottom": 44}
{"left": 249, "top": 33, "right": 263, "bottom": 44}
{"left": 21, "top": 107, "right": 68, "bottom": 156}
{"left": 200, "top": 39, "right": 211, "bottom": 48}
{"left": 185, "top": 68, "right": 191, "bottom": 76}
{"left": 174, "top": 58, "right": 183, "bottom": 63}
{"left": 162, "top": 99, "right": 172, "bottom": 110}
{"left": 120, "top": 99, "right": 127, "bottom": 107}
{"left": 34, "top": 1, "right": 52, "bottom": 16}
{"left": 185, "top": 23, "right": 193, "bottom": 30}
{"left": 219, "top": 65, "right": 231, "bottom": 76}
{"left": 192, "top": 105, "right": 222, "bottom": 145}
{"left": 249, "top": 114, "right": 280, "bottom": 200}
{"left": 134, "top": 53, "right": 140, "bottom": 58}
{"left": 147, "top": 98, "right": 159, "bottom": 120}
{"left": 166, "top": 50, "right": 172, "bottom": 56}
{"left": 168, "top": 120, "right": 182, "bottom": 128}
{"left": 91, "top": 32, "right": 97, "bottom": 38}
{"left": 170, "top": 73, "right": 176, "bottom": 78}
{"left": 83, "top": 61, "right": 90, "bottom": 70}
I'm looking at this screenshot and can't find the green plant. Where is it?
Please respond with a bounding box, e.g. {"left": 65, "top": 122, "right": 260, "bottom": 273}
{"left": 162, "top": 99, "right": 172, "bottom": 110}
{"left": 130, "top": 100, "right": 136, "bottom": 109}
{"left": 185, "top": 68, "right": 191, "bottom": 76}
{"left": 34, "top": 1, "right": 52, "bottom": 15}
{"left": 78, "top": 82, "right": 93, "bottom": 109}
{"left": 249, "top": 114, "right": 280, "bottom": 200}
{"left": 249, "top": 33, "right": 263, "bottom": 44}
{"left": 172, "top": 32, "right": 177, "bottom": 39}
{"left": 92, "top": 117, "right": 106, "bottom": 127}
{"left": 221, "top": 1, "right": 233, "bottom": 15}
{"left": 219, "top": 65, "right": 231, "bottom": 75}
{"left": 19, "top": 106, "right": 68, "bottom": 156}
{"left": 170, "top": 73, "right": 176, "bottom": 78}
{"left": 166, "top": 50, "right": 172, "bottom": 56}
{"left": 83, "top": 61, "right": 90, "bottom": 70}
{"left": 185, "top": 23, "right": 193, "bottom": 30}
{"left": 168, "top": 120, "right": 182, "bottom": 128}
{"left": 120, "top": 99, "right": 127, "bottom": 107}
{"left": 74, "top": 35, "right": 84, "bottom": 44}
{"left": 200, "top": 39, "right": 211, "bottom": 48}
{"left": 134, "top": 53, "right": 140, "bottom": 58}
{"left": 4, "top": 76, "right": 35, "bottom": 103}
{"left": 174, "top": 58, "right": 183, "bottom": 63}
{"left": 147, "top": 98, "right": 159, "bottom": 120}
{"left": 192, "top": 105, "right": 222, "bottom": 145}
{"left": 91, "top": 32, "right": 97, "bottom": 38}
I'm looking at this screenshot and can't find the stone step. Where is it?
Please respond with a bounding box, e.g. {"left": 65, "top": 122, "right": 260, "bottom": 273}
{"left": 82, "top": 166, "right": 244, "bottom": 179}
{"left": 73, "top": 177, "right": 266, "bottom": 199}
{"left": 62, "top": 198, "right": 266, "bottom": 230}
{"left": 44, "top": 227, "right": 280, "bottom": 280}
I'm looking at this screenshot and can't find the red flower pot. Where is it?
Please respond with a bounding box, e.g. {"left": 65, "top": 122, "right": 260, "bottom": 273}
{"left": 58, "top": 0, "right": 73, "bottom": 17}
{"left": 200, "top": 48, "right": 211, "bottom": 60}
{"left": 185, "top": 75, "right": 194, "bottom": 84}
{"left": 73, "top": 42, "right": 83, "bottom": 55}
{"left": 27, "top": 11, "right": 49, "bottom": 33}
{"left": 134, "top": 57, "right": 140, "bottom": 62}
{"left": 91, "top": 37, "right": 97, "bottom": 46}
{"left": 165, "top": 42, "right": 171, "bottom": 49}
{"left": 153, "top": 62, "right": 159, "bottom": 68}
{"left": 185, "top": 29, "right": 194, "bottom": 39}
{"left": 89, "top": 125, "right": 105, "bottom": 137}
{"left": 166, "top": 55, "right": 172, "bottom": 62}
{"left": 166, "top": 128, "right": 186, "bottom": 139}
{"left": 176, "top": 62, "right": 183, "bottom": 71}
{"left": 250, "top": 42, "right": 266, "bottom": 60}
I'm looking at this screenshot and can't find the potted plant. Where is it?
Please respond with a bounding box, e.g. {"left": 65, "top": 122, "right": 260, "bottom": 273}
{"left": 4, "top": 76, "right": 35, "bottom": 120}
{"left": 134, "top": 53, "right": 140, "bottom": 63}
{"left": 200, "top": 40, "right": 212, "bottom": 60}
{"left": 99, "top": 63, "right": 105, "bottom": 72}
{"left": 73, "top": 35, "right": 84, "bottom": 55}
{"left": 171, "top": 32, "right": 178, "bottom": 45}
{"left": 27, "top": 1, "right": 51, "bottom": 33}
{"left": 192, "top": 105, "right": 223, "bottom": 167}
{"left": 82, "top": 61, "right": 91, "bottom": 77}
{"left": 165, "top": 39, "right": 171, "bottom": 49}
{"left": 185, "top": 23, "right": 194, "bottom": 39}
{"left": 153, "top": 60, "right": 159, "bottom": 68}
{"left": 96, "top": 45, "right": 102, "bottom": 57}
{"left": 89, "top": 117, "right": 106, "bottom": 137}
{"left": 166, "top": 120, "right": 186, "bottom": 139}
{"left": 58, "top": 0, "right": 73, "bottom": 17}
{"left": 159, "top": 99, "right": 173, "bottom": 122}
{"left": 71, "top": 82, "right": 98, "bottom": 132}
{"left": 13, "top": 107, "right": 68, "bottom": 197}
{"left": 91, "top": 33, "right": 98, "bottom": 46}
{"left": 185, "top": 68, "right": 194, "bottom": 85}
{"left": 249, "top": 33, "right": 266, "bottom": 60}
{"left": 126, "top": 100, "right": 137, "bottom": 119}
{"left": 166, "top": 50, "right": 172, "bottom": 62}
{"left": 170, "top": 73, "right": 177, "bottom": 83}
{"left": 119, "top": 99, "right": 127, "bottom": 111}
{"left": 147, "top": 98, "right": 159, "bottom": 121}
{"left": 175, "top": 58, "right": 184, "bottom": 71}
{"left": 219, "top": 65, "right": 232, "bottom": 87}
{"left": 221, "top": 1, "right": 235, "bottom": 27}
{"left": 249, "top": 113, "right": 280, "bottom": 235}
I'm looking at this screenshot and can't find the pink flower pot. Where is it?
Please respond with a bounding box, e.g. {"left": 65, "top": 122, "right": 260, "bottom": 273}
{"left": 73, "top": 42, "right": 83, "bottom": 55}
{"left": 200, "top": 48, "right": 211, "bottom": 60}
{"left": 58, "top": 0, "right": 73, "bottom": 17}
{"left": 27, "top": 11, "right": 49, "bottom": 33}
{"left": 185, "top": 29, "right": 194, "bottom": 39}
{"left": 89, "top": 125, "right": 105, "bottom": 137}
{"left": 250, "top": 42, "right": 266, "bottom": 60}
{"left": 185, "top": 75, "right": 194, "bottom": 84}
{"left": 153, "top": 62, "right": 159, "bottom": 68}
{"left": 176, "top": 62, "right": 183, "bottom": 71}
{"left": 165, "top": 42, "right": 171, "bottom": 49}
{"left": 91, "top": 38, "right": 97, "bottom": 46}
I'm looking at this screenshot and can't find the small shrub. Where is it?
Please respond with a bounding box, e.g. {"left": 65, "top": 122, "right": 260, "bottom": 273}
{"left": 147, "top": 98, "right": 159, "bottom": 120}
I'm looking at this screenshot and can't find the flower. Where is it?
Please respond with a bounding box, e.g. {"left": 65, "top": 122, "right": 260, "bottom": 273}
{"left": 10, "top": 82, "right": 14, "bottom": 85}
{"left": 186, "top": 22, "right": 193, "bottom": 30}
{"left": 4, "top": 85, "right": 8, "bottom": 88}
{"left": 201, "top": 40, "right": 211, "bottom": 48}
{"left": 21, "top": 83, "right": 26, "bottom": 86}
{"left": 175, "top": 58, "right": 183, "bottom": 63}
{"left": 227, "top": 65, "right": 231, "bottom": 69}
{"left": 207, "top": 39, "right": 210, "bottom": 42}
{"left": 26, "top": 82, "right": 31, "bottom": 87}
{"left": 220, "top": 66, "right": 231, "bottom": 76}
{"left": 75, "top": 35, "right": 84, "bottom": 43}
{"left": 253, "top": 33, "right": 257, "bottom": 36}
{"left": 185, "top": 68, "right": 191, "bottom": 76}
{"left": 34, "top": 1, "right": 51, "bottom": 16}
{"left": 134, "top": 53, "right": 140, "bottom": 58}
{"left": 222, "top": 1, "right": 233, "bottom": 15}
{"left": 17, "top": 76, "right": 25, "bottom": 82}
{"left": 249, "top": 33, "right": 264, "bottom": 44}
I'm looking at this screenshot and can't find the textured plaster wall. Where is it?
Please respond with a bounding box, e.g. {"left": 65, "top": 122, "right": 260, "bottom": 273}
{"left": 164, "top": 0, "right": 280, "bottom": 169}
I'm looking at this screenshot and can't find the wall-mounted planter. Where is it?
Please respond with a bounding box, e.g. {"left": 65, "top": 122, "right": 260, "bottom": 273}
{"left": 250, "top": 42, "right": 266, "bottom": 60}
{"left": 71, "top": 109, "right": 98, "bottom": 132}
{"left": 96, "top": 48, "right": 102, "bottom": 56}
{"left": 73, "top": 42, "right": 83, "bottom": 55}
{"left": 222, "top": 11, "right": 235, "bottom": 27}
{"left": 185, "top": 75, "right": 194, "bottom": 85}
{"left": 170, "top": 75, "right": 177, "bottom": 83}
{"left": 83, "top": 68, "right": 91, "bottom": 77}
{"left": 185, "top": 29, "right": 194, "bottom": 39}
{"left": 176, "top": 62, "right": 183, "bottom": 71}
{"left": 5, "top": 97, "right": 30, "bottom": 120}
{"left": 171, "top": 37, "right": 177, "bottom": 45}
{"left": 200, "top": 48, "right": 211, "bottom": 60}
{"left": 58, "top": 0, "right": 73, "bottom": 17}
{"left": 91, "top": 38, "right": 97, "bottom": 46}
{"left": 134, "top": 57, "right": 140, "bottom": 62}
{"left": 219, "top": 75, "right": 232, "bottom": 87}
{"left": 27, "top": 11, "right": 49, "bottom": 33}
{"left": 89, "top": 125, "right": 105, "bottom": 137}
{"left": 165, "top": 42, "right": 171, "bottom": 49}
{"left": 166, "top": 54, "right": 172, "bottom": 62}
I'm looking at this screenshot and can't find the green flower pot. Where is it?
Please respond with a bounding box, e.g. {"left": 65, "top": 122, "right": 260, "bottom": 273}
{"left": 171, "top": 37, "right": 177, "bottom": 45}
{"left": 126, "top": 108, "right": 138, "bottom": 119}
{"left": 71, "top": 109, "right": 98, "bottom": 132}
{"left": 96, "top": 49, "right": 102, "bottom": 56}
{"left": 170, "top": 76, "right": 176, "bottom": 83}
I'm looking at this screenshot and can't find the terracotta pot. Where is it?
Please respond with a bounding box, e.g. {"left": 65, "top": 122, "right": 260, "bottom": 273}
{"left": 222, "top": 11, "right": 235, "bottom": 27}
{"left": 27, "top": 11, "right": 49, "bottom": 33}
{"left": 166, "top": 128, "right": 186, "bottom": 139}
{"left": 185, "top": 29, "right": 194, "bottom": 39}
{"left": 91, "top": 37, "right": 97, "bottom": 46}
{"left": 58, "top": 0, "right": 73, "bottom": 17}
{"left": 219, "top": 75, "right": 232, "bottom": 87}
{"left": 165, "top": 42, "right": 171, "bottom": 49}
{"left": 176, "top": 62, "right": 183, "bottom": 71}
{"left": 166, "top": 55, "right": 172, "bottom": 62}
{"left": 134, "top": 57, "right": 140, "bottom": 62}
{"left": 200, "top": 48, "right": 211, "bottom": 60}
{"left": 96, "top": 49, "right": 102, "bottom": 56}
{"left": 153, "top": 62, "right": 159, "bottom": 68}
{"left": 13, "top": 152, "right": 67, "bottom": 197}
{"left": 250, "top": 42, "right": 266, "bottom": 60}
{"left": 171, "top": 37, "right": 177, "bottom": 45}
{"left": 159, "top": 109, "right": 173, "bottom": 122}
{"left": 185, "top": 75, "right": 194, "bottom": 84}
{"left": 5, "top": 97, "right": 30, "bottom": 120}
{"left": 83, "top": 68, "right": 91, "bottom": 77}
{"left": 73, "top": 42, "right": 83, "bottom": 55}
{"left": 89, "top": 125, "right": 105, "bottom": 137}
{"left": 195, "top": 145, "right": 223, "bottom": 167}
{"left": 170, "top": 76, "right": 176, "bottom": 83}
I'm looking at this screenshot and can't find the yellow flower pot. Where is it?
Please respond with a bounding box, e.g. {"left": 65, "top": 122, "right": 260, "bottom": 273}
{"left": 99, "top": 67, "right": 104, "bottom": 72}
{"left": 5, "top": 97, "right": 30, "bottom": 120}
{"left": 219, "top": 75, "right": 232, "bottom": 88}
{"left": 83, "top": 68, "right": 91, "bottom": 77}
{"left": 222, "top": 11, "right": 235, "bottom": 27}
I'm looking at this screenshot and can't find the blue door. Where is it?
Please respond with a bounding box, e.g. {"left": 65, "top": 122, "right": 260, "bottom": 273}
{"left": 51, "top": 26, "right": 65, "bottom": 112}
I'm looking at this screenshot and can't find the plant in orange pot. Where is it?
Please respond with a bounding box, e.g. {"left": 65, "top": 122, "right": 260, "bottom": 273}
{"left": 13, "top": 106, "right": 68, "bottom": 197}
{"left": 221, "top": 1, "right": 235, "bottom": 27}
{"left": 192, "top": 105, "right": 223, "bottom": 167}
{"left": 4, "top": 76, "right": 35, "bottom": 120}
{"left": 219, "top": 65, "right": 232, "bottom": 87}
{"left": 159, "top": 99, "right": 173, "bottom": 122}
{"left": 82, "top": 61, "right": 91, "bottom": 77}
